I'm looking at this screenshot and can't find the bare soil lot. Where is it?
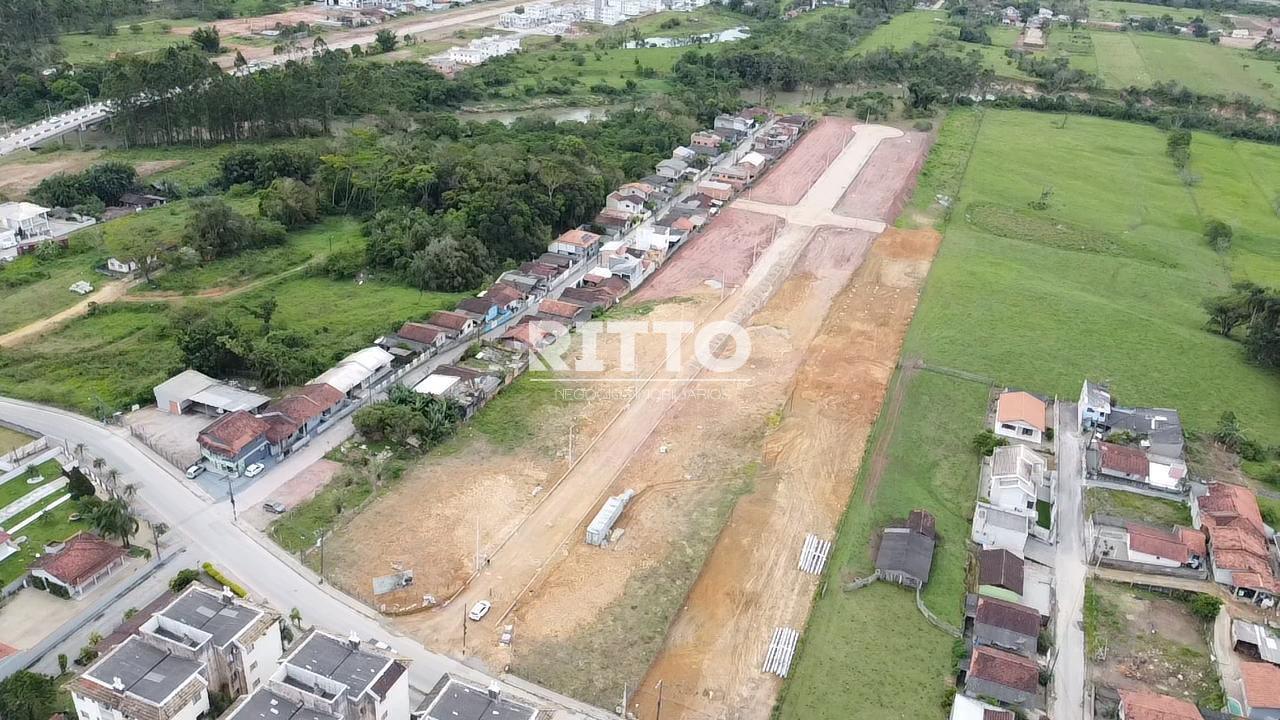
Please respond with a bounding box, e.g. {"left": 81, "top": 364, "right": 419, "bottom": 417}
{"left": 834, "top": 131, "right": 932, "bottom": 222}
{"left": 1086, "top": 580, "right": 1221, "bottom": 707}
{"left": 631, "top": 208, "right": 782, "bottom": 303}
{"left": 745, "top": 118, "right": 856, "bottom": 206}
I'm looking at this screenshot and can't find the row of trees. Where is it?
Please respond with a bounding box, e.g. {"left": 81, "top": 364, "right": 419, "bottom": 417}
{"left": 353, "top": 385, "right": 465, "bottom": 447}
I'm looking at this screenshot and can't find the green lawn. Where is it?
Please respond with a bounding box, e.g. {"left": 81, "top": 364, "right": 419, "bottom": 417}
{"left": 1088, "top": 1, "right": 1217, "bottom": 24}
{"left": 503, "top": 44, "right": 688, "bottom": 97}
{"left": 856, "top": 11, "right": 948, "bottom": 52}
{"left": 1085, "top": 487, "right": 1192, "bottom": 526}
{"left": 0, "top": 498, "right": 87, "bottom": 587}
{"left": 614, "top": 6, "right": 750, "bottom": 39}
{"left": 56, "top": 22, "right": 196, "bottom": 64}
{"left": 0, "top": 235, "right": 111, "bottom": 336}
{"left": 903, "top": 108, "right": 1280, "bottom": 444}
{"left": 1091, "top": 31, "right": 1280, "bottom": 104}
{"left": 139, "top": 216, "right": 362, "bottom": 294}
{"left": 0, "top": 459, "right": 65, "bottom": 512}
{"left": 775, "top": 370, "right": 988, "bottom": 720}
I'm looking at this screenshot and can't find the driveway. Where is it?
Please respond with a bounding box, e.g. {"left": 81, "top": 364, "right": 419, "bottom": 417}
{"left": 1053, "top": 400, "right": 1087, "bottom": 720}
{"left": 1213, "top": 605, "right": 1247, "bottom": 713}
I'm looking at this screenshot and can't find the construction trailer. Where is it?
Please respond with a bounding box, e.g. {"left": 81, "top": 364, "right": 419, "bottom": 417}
{"left": 585, "top": 489, "right": 636, "bottom": 546}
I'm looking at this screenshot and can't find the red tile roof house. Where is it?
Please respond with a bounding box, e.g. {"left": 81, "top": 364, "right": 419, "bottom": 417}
{"left": 483, "top": 282, "right": 527, "bottom": 312}
{"left": 30, "top": 532, "right": 126, "bottom": 599}
{"left": 549, "top": 229, "right": 601, "bottom": 258}
{"left": 1193, "top": 481, "right": 1279, "bottom": 606}
{"left": 388, "top": 321, "right": 450, "bottom": 353}
{"left": 257, "top": 384, "right": 347, "bottom": 457}
{"left": 1118, "top": 689, "right": 1204, "bottom": 720}
{"left": 427, "top": 310, "right": 478, "bottom": 337}
{"left": 197, "top": 410, "right": 271, "bottom": 476}
{"left": 1242, "top": 661, "right": 1280, "bottom": 718}
{"left": 1095, "top": 440, "right": 1151, "bottom": 485}
{"left": 536, "top": 298, "right": 591, "bottom": 327}
{"left": 963, "top": 646, "right": 1041, "bottom": 710}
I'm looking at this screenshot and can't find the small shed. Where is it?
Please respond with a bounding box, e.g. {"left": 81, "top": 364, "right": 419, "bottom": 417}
{"left": 874, "top": 510, "right": 937, "bottom": 588}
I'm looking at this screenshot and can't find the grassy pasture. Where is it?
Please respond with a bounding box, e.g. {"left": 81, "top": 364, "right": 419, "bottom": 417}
{"left": 778, "top": 106, "right": 1280, "bottom": 718}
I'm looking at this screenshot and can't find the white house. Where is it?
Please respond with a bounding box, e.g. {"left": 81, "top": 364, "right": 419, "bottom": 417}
{"left": 971, "top": 502, "right": 1032, "bottom": 556}
{"left": 606, "top": 190, "right": 647, "bottom": 215}
{"left": 72, "top": 636, "right": 211, "bottom": 720}
{"left": 0, "top": 201, "right": 52, "bottom": 239}
{"left": 312, "top": 347, "right": 394, "bottom": 397}
{"left": 994, "top": 390, "right": 1047, "bottom": 444}
{"left": 1078, "top": 379, "right": 1111, "bottom": 431}
{"left": 988, "top": 444, "right": 1046, "bottom": 514}
{"left": 656, "top": 158, "right": 690, "bottom": 180}
{"left": 548, "top": 228, "right": 601, "bottom": 257}
{"left": 444, "top": 35, "right": 521, "bottom": 65}
{"left": 713, "top": 113, "right": 752, "bottom": 134}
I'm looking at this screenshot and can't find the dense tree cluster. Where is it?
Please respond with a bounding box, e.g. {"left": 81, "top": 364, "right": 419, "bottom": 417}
{"left": 172, "top": 298, "right": 327, "bottom": 387}
{"left": 185, "top": 197, "right": 285, "bottom": 261}
{"left": 323, "top": 110, "right": 692, "bottom": 289}
{"left": 1203, "top": 282, "right": 1280, "bottom": 369}
{"left": 353, "top": 385, "right": 464, "bottom": 447}
{"left": 217, "top": 145, "right": 319, "bottom": 189}
{"left": 30, "top": 161, "right": 138, "bottom": 213}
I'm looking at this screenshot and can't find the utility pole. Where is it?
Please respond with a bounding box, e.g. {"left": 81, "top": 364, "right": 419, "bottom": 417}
{"left": 226, "top": 475, "right": 237, "bottom": 522}
{"left": 568, "top": 421, "right": 575, "bottom": 463}
{"left": 654, "top": 680, "right": 663, "bottom": 720}
{"left": 620, "top": 682, "right": 628, "bottom": 719}
{"left": 474, "top": 518, "right": 481, "bottom": 573}
{"left": 461, "top": 608, "right": 468, "bottom": 654}
{"left": 315, "top": 534, "right": 325, "bottom": 585}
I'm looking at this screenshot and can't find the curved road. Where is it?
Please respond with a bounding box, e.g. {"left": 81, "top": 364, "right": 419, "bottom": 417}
{"left": 0, "top": 395, "right": 607, "bottom": 719}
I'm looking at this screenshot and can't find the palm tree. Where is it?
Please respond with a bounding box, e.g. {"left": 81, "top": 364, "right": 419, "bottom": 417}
{"left": 91, "top": 456, "right": 105, "bottom": 478}
{"left": 289, "top": 607, "right": 302, "bottom": 628}
{"left": 73, "top": 443, "right": 86, "bottom": 463}
{"left": 104, "top": 468, "right": 120, "bottom": 496}
{"left": 89, "top": 496, "right": 139, "bottom": 548}
{"left": 120, "top": 483, "right": 138, "bottom": 500}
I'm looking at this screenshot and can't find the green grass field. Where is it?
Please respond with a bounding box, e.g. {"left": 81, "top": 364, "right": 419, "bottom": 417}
{"left": 775, "top": 370, "right": 988, "bottom": 719}
{"left": 1093, "top": 32, "right": 1280, "bottom": 103}
{"left": 904, "top": 108, "right": 1280, "bottom": 443}
{"left": 856, "top": 11, "right": 948, "bottom": 52}
{"left": 139, "top": 216, "right": 361, "bottom": 294}
{"left": 56, "top": 22, "right": 196, "bottom": 64}
{"left": 1088, "top": 1, "right": 1217, "bottom": 24}
{"left": 779, "top": 106, "right": 1280, "bottom": 717}
{"left": 1085, "top": 487, "right": 1192, "bottom": 525}
{"left": 0, "top": 272, "right": 464, "bottom": 414}
{"left": 0, "top": 427, "right": 34, "bottom": 455}
{"left": 0, "top": 236, "right": 111, "bottom": 336}
{"left": 503, "top": 44, "right": 688, "bottom": 97}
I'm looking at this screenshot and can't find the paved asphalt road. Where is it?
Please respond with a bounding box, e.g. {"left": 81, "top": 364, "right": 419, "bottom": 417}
{"left": 0, "top": 396, "right": 610, "bottom": 720}
{"left": 1053, "top": 401, "right": 1087, "bottom": 720}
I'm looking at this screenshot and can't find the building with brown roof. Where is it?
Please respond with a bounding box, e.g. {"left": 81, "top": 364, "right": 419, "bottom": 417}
{"left": 964, "top": 646, "right": 1040, "bottom": 709}
{"left": 1118, "top": 689, "right": 1204, "bottom": 720}
{"left": 971, "top": 597, "right": 1040, "bottom": 658}
{"left": 978, "top": 548, "right": 1024, "bottom": 595}
{"left": 30, "top": 532, "right": 126, "bottom": 599}
{"left": 994, "top": 391, "right": 1048, "bottom": 444}
{"left": 427, "top": 310, "right": 478, "bottom": 335}
{"left": 197, "top": 410, "right": 271, "bottom": 475}
{"left": 1092, "top": 514, "right": 1206, "bottom": 572}
{"left": 1241, "top": 661, "right": 1280, "bottom": 718}
{"left": 392, "top": 322, "right": 449, "bottom": 351}
{"left": 1096, "top": 441, "right": 1150, "bottom": 483}
{"left": 483, "top": 283, "right": 526, "bottom": 310}
{"left": 259, "top": 384, "right": 346, "bottom": 452}
{"left": 536, "top": 298, "right": 590, "bottom": 326}
{"left": 549, "top": 229, "right": 601, "bottom": 257}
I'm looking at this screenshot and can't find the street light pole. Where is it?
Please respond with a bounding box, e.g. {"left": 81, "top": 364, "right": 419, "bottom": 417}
{"left": 654, "top": 680, "right": 663, "bottom": 720}
{"left": 226, "top": 475, "right": 237, "bottom": 522}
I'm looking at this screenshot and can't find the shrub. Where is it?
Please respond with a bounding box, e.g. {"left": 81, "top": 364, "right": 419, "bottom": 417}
{"left": 912, "top": 120, "right": 933, "bottom": 132}
{"left": 169, "top": 568, "right": 200, "bottom": 593}
{"left": 972, "top": 429, "right": 1008, "bottom": 456}
{"left": 202, "top": 562, "right": 247, "bottom": 597}
{"left": 1187, "top": 593, "right": 1222, "bottom": 622}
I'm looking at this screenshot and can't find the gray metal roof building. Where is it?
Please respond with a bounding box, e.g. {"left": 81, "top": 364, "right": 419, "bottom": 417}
{"left": 84, "top": 635, "right": 205, "bottom": 706}
{"left": 416, "top": 676, "right": 538, "bottom": 720}
{"left": 283, "top": 632, "right": 393, "bottom": 699}
{"left": 157, "top": 586, "right": 265, "bottom": 648}
{"left": 226, "top": 688, "right": 341, "bottom": 720}
{"left": 875, "top": 523, "right": 936, "bottom": 588}
{"left": 154, "top": 369, "right": 270, "bottom": 416}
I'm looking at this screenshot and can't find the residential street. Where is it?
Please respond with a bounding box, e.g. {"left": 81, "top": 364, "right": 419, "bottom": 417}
{"left": 0, "top": 396, "right": 611, "bottom": 720}
{"left": 1053, "top": 401, "right": 1087, "bottom": 720}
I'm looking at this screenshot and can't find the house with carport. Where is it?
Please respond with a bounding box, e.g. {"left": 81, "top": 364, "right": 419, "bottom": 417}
{"left": 197, "top": 411, "right": 272, "bottom": 475}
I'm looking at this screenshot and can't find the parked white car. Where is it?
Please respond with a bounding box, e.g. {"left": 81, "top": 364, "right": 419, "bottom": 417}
{"left": 468, "top": 600, "right": 491, "bottom": 621}
{"left": 185, "top": 464, "right": 205, "bottom": 479}
{"left": 244, "top": 463, "right": 265, "bottom": 478}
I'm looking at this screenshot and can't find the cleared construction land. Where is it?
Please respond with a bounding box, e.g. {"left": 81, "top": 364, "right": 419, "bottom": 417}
{"left": 317, "top": 118, "right": 941, "bottom": 716}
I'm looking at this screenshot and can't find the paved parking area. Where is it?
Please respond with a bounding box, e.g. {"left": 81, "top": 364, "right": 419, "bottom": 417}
{"left": 124, "top": 407, "right": 211, "bottom": 469}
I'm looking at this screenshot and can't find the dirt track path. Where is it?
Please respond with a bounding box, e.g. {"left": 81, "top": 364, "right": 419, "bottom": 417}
{"left": 121, "top": 260, "right": 315, "bottom": 303}
{"left": 0, "top": 279, "right": 137, "bottom": 349}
